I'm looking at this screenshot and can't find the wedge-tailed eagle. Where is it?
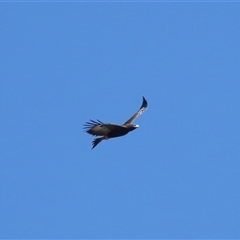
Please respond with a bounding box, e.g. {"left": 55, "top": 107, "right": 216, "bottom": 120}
{"left": 83, "top": 96, "right": 148, "bottom": 149}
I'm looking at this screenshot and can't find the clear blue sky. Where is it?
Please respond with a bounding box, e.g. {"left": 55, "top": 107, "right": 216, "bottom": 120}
{"left": 1, "top": 2, "right": 240, "bottom": 239}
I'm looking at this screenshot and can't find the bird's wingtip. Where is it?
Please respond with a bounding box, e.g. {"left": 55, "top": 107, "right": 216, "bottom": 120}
{"left": 141, "top": 96, "right": 148, "bottom": 108}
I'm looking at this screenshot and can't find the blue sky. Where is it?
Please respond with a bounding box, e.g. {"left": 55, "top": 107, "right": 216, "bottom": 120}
{"left": 1, "top": 2, "right": 240, "bottom": 239}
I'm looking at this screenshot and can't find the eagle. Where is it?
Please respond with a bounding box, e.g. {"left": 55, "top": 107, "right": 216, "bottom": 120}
{"left": 83, "top": 96, "right": 148, "bottom": 149}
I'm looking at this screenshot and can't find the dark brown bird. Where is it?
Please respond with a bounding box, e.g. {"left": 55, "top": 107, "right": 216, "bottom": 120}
{"left": 83, "top": 96, "right": 148, "bottom": 149}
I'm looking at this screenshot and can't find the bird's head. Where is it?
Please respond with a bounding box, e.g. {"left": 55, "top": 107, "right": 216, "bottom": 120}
{"left": 127, "top": 124, "right": 139, "bottom": 132}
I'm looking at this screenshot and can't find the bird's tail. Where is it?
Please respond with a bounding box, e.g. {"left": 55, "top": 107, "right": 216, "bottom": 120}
{"left": 92, "top": 137, "right": 104, "bottom": 149}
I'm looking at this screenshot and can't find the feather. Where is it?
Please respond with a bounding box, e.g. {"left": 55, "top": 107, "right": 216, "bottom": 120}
{"left": 92, "top": 137, "right": 104, "bottom": 149}
{"left": 123, "top": 96, "right": 148, "bottom": 125}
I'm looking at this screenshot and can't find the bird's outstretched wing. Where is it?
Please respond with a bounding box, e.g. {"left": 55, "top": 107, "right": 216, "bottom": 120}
{"left": 83, "top": 120, "right": 124, "bottom": 137}
{"left": 123, "top": 96, "right": 148, "bottom": 125}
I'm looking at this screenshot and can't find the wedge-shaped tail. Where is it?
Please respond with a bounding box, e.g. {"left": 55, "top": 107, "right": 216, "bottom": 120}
{"left": 92, "top": 137, "right": 104, "bottom": 149}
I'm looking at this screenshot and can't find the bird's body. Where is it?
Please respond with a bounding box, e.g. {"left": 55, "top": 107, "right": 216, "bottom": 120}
{"left": 83, "top": 97, "right": 148, "bottom": 149}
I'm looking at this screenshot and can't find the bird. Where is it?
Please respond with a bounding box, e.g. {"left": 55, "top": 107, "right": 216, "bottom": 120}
{"left": 83, "top": 96, "right": 148, "bottom": 149}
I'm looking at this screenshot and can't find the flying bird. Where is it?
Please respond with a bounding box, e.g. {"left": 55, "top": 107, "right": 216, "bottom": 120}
{"left": 83, "top": 96, "right": 148, "bottom": 149}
